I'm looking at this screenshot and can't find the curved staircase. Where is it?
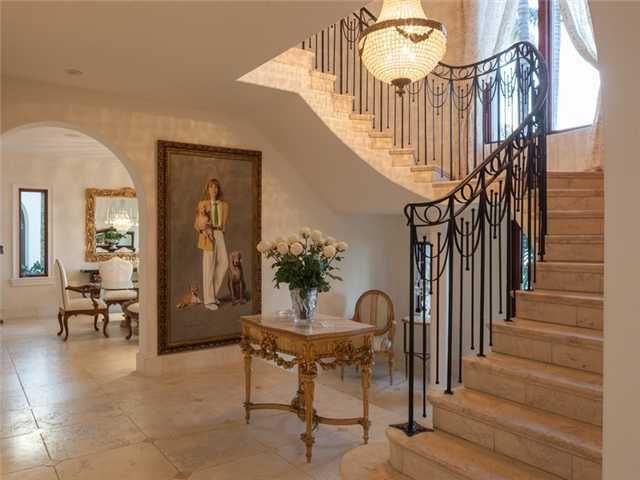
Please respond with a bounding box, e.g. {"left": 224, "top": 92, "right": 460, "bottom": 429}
{"left": 342, "top": 171, "right": 604, "bottom": 480}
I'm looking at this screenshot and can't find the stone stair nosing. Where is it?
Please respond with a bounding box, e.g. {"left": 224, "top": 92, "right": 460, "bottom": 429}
{"left": 544, "top": 234, "right": 604, "bottom": 263}
{"left": 463, "top": 353, "right": 603, "bottom": 426}
{"left": 536, "top": 261, "right": 604, "bottom": 294}
{"left": 428, "top": 387, "right": 602, "bottom": 480}
{"left": 515, "top": 289, "right": 603, "bottom": 330}
{"left": 547, "top": 210, "right": 604, "bottom": 235}
{"left": 492, "top": 318, "right": 603, "bottom": 374}
{"left": 547, "top": 171, "right": 603, "bottom": 190}
{"left": 387, "top": 427, "right": 565, "bottom": 480}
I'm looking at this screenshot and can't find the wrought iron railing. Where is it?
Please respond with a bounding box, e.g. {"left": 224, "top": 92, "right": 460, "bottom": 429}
{"left": 301, "top": 8, "right": 544, "bottom": 181}
{"left": 302, "top": 9, "right": 547, "bottom": 436}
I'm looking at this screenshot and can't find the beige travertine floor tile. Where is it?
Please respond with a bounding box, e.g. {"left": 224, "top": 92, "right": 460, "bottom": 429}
{"left": 2, "top": 466, "right": 58, "bottom": 480}
{"left": 153, "top": 423, "right": 269, "bottom": 473}
{"left": 1, "top": 408, "right": 37, "bottom": 439}
{"left": 186, "top": 452, "right": 312, "bottom": 480}
{"left": 32, "top": 395, "right": 122, "bottom": 430}
{"left": 0, "top": 373, "right": 22, "bottom": 393}
{"left": 1, "top": 389, "right": 30, "bottom": 411}
{"left": 0, "top": 432, "right": 51, "bottom": 474}
{"left": 42, "top": 414, "right": 146, "bottom": 460}
{"left": 23, "top": 379, "right": 104, "bottom": 408}
{"left": 55, "top": 442, "right": 177, "bottom": 480}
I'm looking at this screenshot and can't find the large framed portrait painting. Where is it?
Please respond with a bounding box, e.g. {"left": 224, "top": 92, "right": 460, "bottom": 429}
{"left": 157, "top": 140, "right": 261, "bottom": 354}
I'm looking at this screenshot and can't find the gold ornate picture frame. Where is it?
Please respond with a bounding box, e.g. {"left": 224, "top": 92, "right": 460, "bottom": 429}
{"left": 85, "top": 187, "right": 137, "bottom": 262}
{"left": 157, "top": 140, "right": 262, "bottom": 355}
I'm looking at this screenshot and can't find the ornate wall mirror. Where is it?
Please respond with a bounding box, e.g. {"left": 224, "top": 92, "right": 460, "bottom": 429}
{"left": 85, "top": 187, "right": 139, "bottom": 262}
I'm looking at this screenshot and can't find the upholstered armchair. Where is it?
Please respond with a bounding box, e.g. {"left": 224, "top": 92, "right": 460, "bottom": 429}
{"left": 98, "top": 257, "right": 138, "bottom": 321}
{"left": 343, "top": 290, "right": 396, "bottom": 385}
{"left": 55, "top": 259, "right": 108, "bottom": 341}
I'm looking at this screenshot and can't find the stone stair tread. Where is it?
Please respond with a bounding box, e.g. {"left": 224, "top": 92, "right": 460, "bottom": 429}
{"left": 340, "top": 442, "right": 411, "bottom": 480}
{"left": 547, "top": 188, "right": 603, "bottom": 196}
{"left": 464, "top": 353, "right": 602, "bottom": 398}
{"left": 548, "top": 171, "right": 603, "bottom": 178}
{"left": 547, "top": 210, "right": 603, "bottom": 218}
{"left": 537, "top": 261, "right": 604, "bottom": 272}
{"left": 368, "top": 130, "right": 393, "bottom": 139}
{"left": 494, "top": 319, "right": 603, "bottom": 348}
{"left": 546, "top": 234, "right": 604, "bottom": 244}
{"left": 387, "top": 428, "right": 564, "bottom": 480}
{"left": 429, "top": 388, "right": 602, "bottom": 461}
{"left": 516, "top": 289, "right": 603, "bottom": 307}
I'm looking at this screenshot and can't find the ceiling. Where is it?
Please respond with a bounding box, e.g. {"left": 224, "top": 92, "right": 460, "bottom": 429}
{"left": 1, "top": 126, "right": 121, "bottom": 164}
{"left": 1, "top": 1, "right": 362, "bottom": 115}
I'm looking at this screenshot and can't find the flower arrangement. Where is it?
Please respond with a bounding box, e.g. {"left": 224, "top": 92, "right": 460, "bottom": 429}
{"left": 257, "top": 227, "right": 349, "bottom": 321}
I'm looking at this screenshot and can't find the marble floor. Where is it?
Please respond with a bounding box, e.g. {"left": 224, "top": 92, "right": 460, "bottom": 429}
{"left": 1, "top": 316, "right": 430, "bottom": 480}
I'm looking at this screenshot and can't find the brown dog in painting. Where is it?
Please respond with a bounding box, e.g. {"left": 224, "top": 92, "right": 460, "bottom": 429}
{"left": 228, "top": 251, "right": 248, "bottom": 305}
{"left": 176, "top": 285, "right": 202, "bottom": 309}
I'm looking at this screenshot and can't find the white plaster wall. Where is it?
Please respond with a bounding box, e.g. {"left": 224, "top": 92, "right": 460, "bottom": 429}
{"left": 590, "top": 2, "right": 640, "bottom": 477}
{"left": 1, "top": 76, "right": 405, "bottom": 375}
{"left": 0, "top": 149, "right": 134, "bottom": 318}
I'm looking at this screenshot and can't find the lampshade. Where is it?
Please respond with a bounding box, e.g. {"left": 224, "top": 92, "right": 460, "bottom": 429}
{"left": 358, "top": 0, "right": 447, "bottom": 91}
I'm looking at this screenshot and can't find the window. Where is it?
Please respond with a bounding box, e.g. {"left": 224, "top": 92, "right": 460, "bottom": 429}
{"left": 18, "top": 188, "right": 49, "bottom": 278}
{"left": 515, "top": 0, "right": 600, "bottom": 132}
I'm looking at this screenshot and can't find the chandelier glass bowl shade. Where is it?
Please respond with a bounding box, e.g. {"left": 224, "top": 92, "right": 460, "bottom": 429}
{"left": 358, "top": 0, "right": 447, "bottom": 91}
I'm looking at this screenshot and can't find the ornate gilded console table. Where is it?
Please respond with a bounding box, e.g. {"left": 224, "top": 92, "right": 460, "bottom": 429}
{"left": 240, "top": 313, "right": 375, "bottom": 463}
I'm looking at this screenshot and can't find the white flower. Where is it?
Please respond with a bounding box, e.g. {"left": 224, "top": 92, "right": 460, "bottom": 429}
{"left": 276, "top": 242, "right": 289, "bottom": 255}
{"left": 287, "top": 234, "right": 300, "bottom": 244}
{"left": 322, "top": 245, "right": 336, "bottom": 258}
{"left": 336, "top": 241, "right": 349, "bottom": 252}
{"left": 299, "top": 227, "right": 312, "bottom": 238}
{"left": 256, "top": 241, "right": 271, "bottom": 253}
{"left": 311, "top": 229, "right": 324, "bottom": 243}
{"left": 325, "top": 236, "right": 337, "bottom": 245}
{"left": 274, "top": 237, "right": 286, "bottom": 245}
{"left": 290, "top": 242, "right": 304, "bottom": 256}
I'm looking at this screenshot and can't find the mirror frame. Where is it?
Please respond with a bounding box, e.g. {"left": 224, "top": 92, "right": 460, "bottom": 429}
{"left": 85, "top": 187, "right": 137, "bottom": 262}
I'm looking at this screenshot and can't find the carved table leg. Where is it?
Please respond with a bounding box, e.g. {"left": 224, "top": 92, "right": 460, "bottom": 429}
{"left": 243, "top": 351, "right": 252, "bottom": 424}
{"left": 300, "top": 362, "right": 317, "bottom": 463}
{"left": 361, "top": 335, "right": 373, "bottom": 444}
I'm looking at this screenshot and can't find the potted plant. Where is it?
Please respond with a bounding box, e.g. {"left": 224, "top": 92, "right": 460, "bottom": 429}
{"left": 257, "top": 227, "right": 349, "bottom": 323}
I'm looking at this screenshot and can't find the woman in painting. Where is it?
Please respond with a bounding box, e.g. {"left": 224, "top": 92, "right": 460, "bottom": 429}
{"left": 194, "top": 178, "right": 229, "bottom": 311}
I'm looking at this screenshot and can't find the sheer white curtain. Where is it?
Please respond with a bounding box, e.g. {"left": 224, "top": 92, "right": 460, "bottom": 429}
{"left": 558, "top": 0, "right": 598, "bottom": 67}
{"left": 473, "top": 0, "right": 519, "bottom": 59}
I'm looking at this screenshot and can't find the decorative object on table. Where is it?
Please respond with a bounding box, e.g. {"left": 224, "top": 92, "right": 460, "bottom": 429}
{"left": 99, "top": 257, "right": 138, "bottom": 322}
{"left": 85, "top": 187, "right": 139, "bottom": 261}
{"left": 157, "top": 140, "right": 261, "bottom": 354}
{"left": 343, "top": 290, "right": 396, "bottom": 385}
{"left": 256, "top": 228, "right": 349, "bottom": 324}
{"left": 241, "top": 313, "right": 374, "bottom": 463}
{"left": 357, "top": 0, "right": 447, "bottom": 93}
{"left": 55, "top": 259, "right": 108, "bottom": 341}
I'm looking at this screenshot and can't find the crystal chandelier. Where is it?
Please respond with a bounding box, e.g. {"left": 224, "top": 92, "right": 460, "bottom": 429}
{"left": 358, "top": 0, "right": 447, "bottom": 92}
{"left": 107, "top": 204, "right": 137, "bottom": 234}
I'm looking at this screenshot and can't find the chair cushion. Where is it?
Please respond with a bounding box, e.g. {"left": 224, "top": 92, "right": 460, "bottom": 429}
{"left": 126, "top": 303, "right": 139, "bottom": 314}
{"left": 373, "top": 335, "right": 392, "bottom": 352}
{"left": 66, "top": 297, "right": 107, "bottom": 311}
{"left": 103, "top": 290, "right": 138, "bottom": 301}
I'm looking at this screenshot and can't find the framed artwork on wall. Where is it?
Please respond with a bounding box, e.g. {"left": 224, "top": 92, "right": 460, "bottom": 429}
{"left": 157, "top": 140, "right": 262, "bottom": 354}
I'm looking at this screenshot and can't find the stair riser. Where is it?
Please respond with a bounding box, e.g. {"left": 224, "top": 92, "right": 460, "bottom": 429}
{"left": 547, "top": 177, "right": 603, "bottom": 190}
{"left": 547, "top": 217, "right": 603, "bottom": 235}
{"left": 351, "top": 120, "right": 374, "bottom": 132}
{"left": 516, "top": 296, "right": 602, "bottom": 330}
{"left": 332, "top": 95, "right": 353, "bottom": 113}
{"left": 545, "top": 242, "right": 604, "bottom": 263}
{"left": 413, "top": 171, "right": 442, "bottom": 183}
{"left": 433, "top": 407, "right": 601, "bottom": 480}
{"left": 492, "top": 332, "right": 602, "bottom": 374}
{"left": 370, "top": 137, "right": 394, "bottom": 149}
{"left": 391, "top": 154, "right": 414, "bottom": 167}
{"left": 536, "top": 269, "right": 603, "bottom": 294}
{"left": 547, "top": 196, "right": 603, "bottom": 211}
{"left": 464, "top": 362, "right": 602, "bottom": 426}
{"left": 389, "top": 445, "right": 466, "bottom": 480}
{"left": 310, "top": 74, "right": 335, "bottom": 92}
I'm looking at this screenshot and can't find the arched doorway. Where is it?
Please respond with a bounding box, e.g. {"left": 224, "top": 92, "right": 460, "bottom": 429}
{"left": 0, "top": 123, "right": 145, "bottom": 371}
